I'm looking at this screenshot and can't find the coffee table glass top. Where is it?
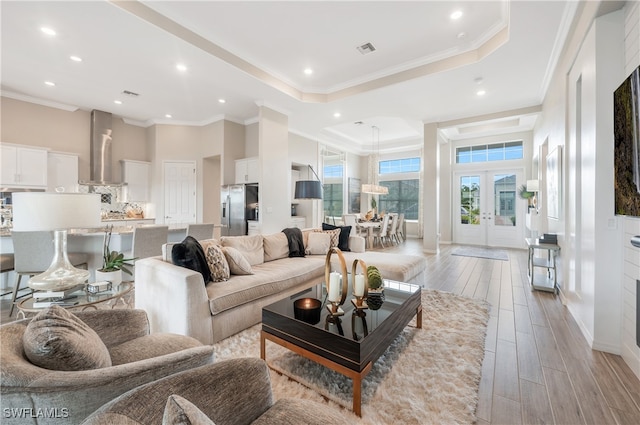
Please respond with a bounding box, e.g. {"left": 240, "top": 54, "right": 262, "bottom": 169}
{"left": 18, "top": 282, "right": 133, "bottom": 313}
{"left": 263, "top": 278, "right": 420, "bottom": 341}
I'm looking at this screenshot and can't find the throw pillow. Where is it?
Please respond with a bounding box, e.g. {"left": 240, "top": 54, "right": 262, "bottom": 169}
{"left": 172, "top": 236, "right": 211, "bottom": 284}
{"left": 22, "top": 305, "right": 112, "bottom": 371}
{"left": 306, "top": 232, "right": 331, "bottom": 255}
{"left": 220, "top": 235, "right": 264, "bottom": 266}
{"left": 163, "top": 394, "right": 214, "bottom": 425}
{"left": 221, "top": 246, "right": 253, "bottom": 275}
{"left": 263, "top": 232, "right": 289, "bottom": 262}
{"left": 205, "top": 244, "right": 230, "bottom": 282}
{"left": 322, "top": 223, "right": 352, "bottom": 251}
{"left": 313, "top": 228, "right": 340, "bottom": 249}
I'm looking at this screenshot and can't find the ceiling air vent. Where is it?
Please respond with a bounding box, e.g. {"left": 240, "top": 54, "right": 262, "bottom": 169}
{"left": 122, "top": 90, "right": 140, "bottom": 97}
{"left": 356, "top": 42, "right": 376, "bottom": 55}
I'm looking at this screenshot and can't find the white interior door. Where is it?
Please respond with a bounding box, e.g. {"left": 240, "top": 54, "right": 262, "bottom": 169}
{"left": 454, "top": 169, "right": 524, "bottom": 248}
{"left": 164, "top": 161, "right": 196, "bottom": 224}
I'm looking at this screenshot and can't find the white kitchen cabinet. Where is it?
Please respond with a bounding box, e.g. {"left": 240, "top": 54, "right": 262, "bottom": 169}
{"left": 235, "top": 157, "right": 259, "bottom": 184}
{"left": 121, "top": 160, "right": 150, "bottom": 202}
{"left": 1, "top": 144, "right": 48, "bottom": 188}
{"left": 247, "top": 220, "right": 260, "bottom": 235}
{"left": 290, "top": 217, "right": 306, "bottom": 229}
{"left": 48, "top": 152, "right": 79, "bottom": 193}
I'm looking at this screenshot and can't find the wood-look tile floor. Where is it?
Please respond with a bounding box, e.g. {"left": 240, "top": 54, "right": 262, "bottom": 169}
{"left": 2, "top": 238, "right": 639, "bottom": 424}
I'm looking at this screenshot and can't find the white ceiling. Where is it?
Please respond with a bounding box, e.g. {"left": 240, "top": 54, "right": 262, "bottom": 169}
{"left": 1, "top": 1, "right": 579, "bottom": 154}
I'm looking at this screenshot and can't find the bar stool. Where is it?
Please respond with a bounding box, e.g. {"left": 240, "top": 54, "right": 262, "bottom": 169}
{"left": 9, "top": 231, "right": 88, "bottom": 317}
{"left": 186, "top": 223, "right": 215, "bottom": 241}
{"left": 0, "top": 253, "right": 15, "bottom": 297}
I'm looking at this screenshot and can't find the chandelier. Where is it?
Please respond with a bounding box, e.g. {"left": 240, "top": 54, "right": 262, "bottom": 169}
{"left": 361, "top": 125, "right": 388, "bottom": 195}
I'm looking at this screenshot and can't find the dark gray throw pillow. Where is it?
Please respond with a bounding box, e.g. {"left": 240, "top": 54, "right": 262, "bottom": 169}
{"left": 172, "top": 236, "right": 211, "bottom": 283}
{"left": 322, "top": 223, "right": 351, "bottom": 251}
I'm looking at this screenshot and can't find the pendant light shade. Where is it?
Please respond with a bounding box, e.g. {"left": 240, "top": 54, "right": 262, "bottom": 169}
{"left": 361, "top": 125, "right": 389, "bottom": 195}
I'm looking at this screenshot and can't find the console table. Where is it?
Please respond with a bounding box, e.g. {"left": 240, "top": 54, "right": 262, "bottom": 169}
{"left": 525, "top": 238, "right": 560, "bottom": 293}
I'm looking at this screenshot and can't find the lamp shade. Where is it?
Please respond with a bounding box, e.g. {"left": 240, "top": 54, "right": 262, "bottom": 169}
{"left": 526, "top": 179, "right": 540, "bottom": 192}
{"left": 12, "top": 193, "right": 101, "bottom": 231}
{"left": 295, "top": 180, "right": 323, "bottom": 200}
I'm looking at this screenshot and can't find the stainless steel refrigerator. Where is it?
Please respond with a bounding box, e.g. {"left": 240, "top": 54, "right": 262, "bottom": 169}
{"left": 220, "top": 184, "right": 258, "bottom": 236}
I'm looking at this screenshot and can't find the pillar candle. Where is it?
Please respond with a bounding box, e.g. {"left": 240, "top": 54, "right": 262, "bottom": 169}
{"left": 328, "top": 272, "right": 341, "bottom": 302}
{"left": 354, "top": 273, "right": 365, "bottom": 297}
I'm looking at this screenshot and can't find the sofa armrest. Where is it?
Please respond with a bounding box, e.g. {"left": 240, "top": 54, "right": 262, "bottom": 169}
{"left": 82, "top": 358, "right": 272, "bottom": 425}
{"left": 349, "top": 235, "right": 365, "bottom": 253}
{"left": 134, "top": 257, "right": 214, "bottom": 345}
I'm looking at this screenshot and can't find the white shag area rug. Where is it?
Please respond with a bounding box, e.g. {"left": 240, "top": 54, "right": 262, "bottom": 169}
{"left": 214, "top": 289, "right": 490, "bottom": 424}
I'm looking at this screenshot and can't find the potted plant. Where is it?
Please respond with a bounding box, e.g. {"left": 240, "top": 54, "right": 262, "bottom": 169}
{"left": 366, "top": 265, "right": 385, "bottom": 310}
{"left": 518, "top": 184, "right": 536, "bottom": 211}
{"left": 95, "top": 225, "right": 136, "bottom": 286}
{"left": 371, "top": 197, "right": 378, "bottom": 219}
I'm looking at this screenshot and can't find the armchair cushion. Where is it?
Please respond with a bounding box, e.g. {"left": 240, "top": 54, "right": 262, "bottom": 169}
{"left": 22, "top": 305, "right": 112, "bottom": 371}
{"left": 163, "top": 394, "right": 215, "bottom": 425}
{"left": 109, "top": 333, "right": 203, "bottom": 366}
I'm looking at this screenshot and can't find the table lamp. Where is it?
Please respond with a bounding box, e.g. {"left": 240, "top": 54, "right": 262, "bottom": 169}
{"left": 12, "top": 192, "right": 101, "bottom": 292}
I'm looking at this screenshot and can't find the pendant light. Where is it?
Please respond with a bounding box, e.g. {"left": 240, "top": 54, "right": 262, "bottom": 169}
{"left": 361, "top": 125, "right": 388, "bottom": 195}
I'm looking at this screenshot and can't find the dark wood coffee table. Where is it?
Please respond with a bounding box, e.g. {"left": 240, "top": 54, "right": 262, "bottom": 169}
{"left": 261, "top": 279, "right": 422, "bottom": 417}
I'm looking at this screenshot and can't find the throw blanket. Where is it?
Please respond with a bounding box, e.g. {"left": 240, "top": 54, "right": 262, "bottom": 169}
{"left": 282, "top": 227, "right": 305, "bottom": 257}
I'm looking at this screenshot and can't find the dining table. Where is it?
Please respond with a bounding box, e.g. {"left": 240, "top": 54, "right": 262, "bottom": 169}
{"left": 356, "top": 220, "right": 383, "bottom": 248}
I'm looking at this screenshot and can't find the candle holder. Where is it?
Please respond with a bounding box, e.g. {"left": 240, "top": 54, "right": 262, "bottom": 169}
{"left": 350, "top": 259, "right": 369, "bottom": 310}
{"left": 324, "top": 247, "right": 347, "bottom": 317}
{"left": 293, "top": 298, "right": 322, "bottom": 325}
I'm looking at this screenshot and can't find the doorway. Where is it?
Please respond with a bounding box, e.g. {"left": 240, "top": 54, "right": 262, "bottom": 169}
{"left": 163, "top": 161, "right": 196, "bottom": 224}
{"left": 453, "top": 169, "right": 524, "bottom": 248}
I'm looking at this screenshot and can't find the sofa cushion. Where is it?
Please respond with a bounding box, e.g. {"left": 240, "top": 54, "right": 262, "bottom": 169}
{"left": 205, "top": 244, "right": 230, "bottom": 282}
{"left": 221, "top": 246, "right": 253, "bottom": 275}
{"left": 164, "top": 238, "right": 219, "bottom": 263}
{"left": 163, "top": 394, "right": 214, "bottom": 425}
{"left": 172, "top": 236, "right": 211, "bottom": 284}
{"left": 221, "top": 235, "right": 264, "bottom": 266}
{"left": 306, "top": 232, "right": 331, "bottom": 255}
{"left": 263, "top": 232, "right": 289, "bottom": 262}
{"left": 22, "top": 305, "right": 112, "bottom": 371}
{"left": 109, "top": 333, "right": 203, "bottom": 366}
{"left": 206, "top": 257, "right": 325, "bottom": 315}
{"left": 313, "top": 228, "right": 340, "bottom": 249}
{"left": 322, "top": 223, "right": 352, "bottom": 251}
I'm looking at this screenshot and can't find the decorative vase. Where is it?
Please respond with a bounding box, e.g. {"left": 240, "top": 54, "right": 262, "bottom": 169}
{"left": 367, "top": 288, "right": 385, "bottom": 310}
{"left": 95, "top": 269, "right": 122, "bottom": 287}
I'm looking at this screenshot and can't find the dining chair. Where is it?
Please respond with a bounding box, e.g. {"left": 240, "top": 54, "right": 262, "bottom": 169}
{"left": 9, "top": 231, "right": 88, "bottom": 317}
{"left": 341, "top": 214, "right": 363, "bottom": 238}
{"left": 372, "top": 214, "right": 391, "bottom": 248}
{"left": 396, "top": 213, "right": 406, "bottom": 241}
{"left": 387, "top": 213, "right": 401, "bottom": 245}
{"left": 186, "top": 223, "right": 215, "bottom": 241}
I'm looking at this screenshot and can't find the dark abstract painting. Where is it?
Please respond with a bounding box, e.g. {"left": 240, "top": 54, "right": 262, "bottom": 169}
{"left": 614, "top": 66, "right": 640, "bottom": 216}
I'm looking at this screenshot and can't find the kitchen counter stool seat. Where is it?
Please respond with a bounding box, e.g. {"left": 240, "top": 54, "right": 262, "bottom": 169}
{"left": 9, "top": 231, "right": 88, "bottom": 317}
{"left": 0, "top": 254, "right": 15, "bottom": 297}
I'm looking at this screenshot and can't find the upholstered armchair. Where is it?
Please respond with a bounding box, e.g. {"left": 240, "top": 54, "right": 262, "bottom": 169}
{"left": 0, "top": 308, "right": 215, "bottom": 425}
{"left": 82, "top": 357, "right": 345, "bottom": 424}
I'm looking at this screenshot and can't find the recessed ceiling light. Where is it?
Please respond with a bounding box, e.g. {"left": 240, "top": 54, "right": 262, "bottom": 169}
{"left": 165, "top": 114, "right": 172, "bottom": 118}
{"left": 40, "top": 27, "right": 56, "bottom": 36}
{"left": 70, "top": 55, "right": 82, "bottom": 62}
{"left": 450, "top": 10, "right": 463, "bottom": 20}
{"left": 218, "top": 98, "right": 226, "bottom": 104}
{"left": 304, "top": 68, "right": 313, "bottom": 75}
{"left": 334, "top": 112, "right": 341, "bottom": 118}
{"left": 114, "top": 100, "right": 122, "bottom": 105}
{"left": 477, "top": 89, "right": 486, "bottom": 96}
{"left": 176, "top": 63, "right": 187, "bottom": 72}
{"left": 44, "top": 81, "right": 55, "bottom": 87}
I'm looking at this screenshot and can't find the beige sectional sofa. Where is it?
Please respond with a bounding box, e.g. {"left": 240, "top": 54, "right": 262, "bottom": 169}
{"left": 135, "top": 229, "right": 426, "bottom": 345}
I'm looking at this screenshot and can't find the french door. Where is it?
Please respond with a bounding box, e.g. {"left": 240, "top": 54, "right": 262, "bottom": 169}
{"left": 453, "top": 169, "right": 525, "bottom": 248}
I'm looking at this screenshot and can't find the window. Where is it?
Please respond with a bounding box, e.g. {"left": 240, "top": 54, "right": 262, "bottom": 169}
{"left": 379, "top": 157, "right": 420, "bottom": 174}
{"left": 378, "top": 179, "right": 419, "bottom": 220}
{"left": 456, "top": 141, "right": 523, "bottom": 163}
{"left": 323, "top": 165, "right": 343, "bottom": 178}
{"left": 323, "top": 183, "right": 343, "bottom": 218}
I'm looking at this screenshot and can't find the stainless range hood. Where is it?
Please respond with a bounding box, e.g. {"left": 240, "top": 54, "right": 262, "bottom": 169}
{"left": 79, "top": 110, "right": 124, "bottom": 187}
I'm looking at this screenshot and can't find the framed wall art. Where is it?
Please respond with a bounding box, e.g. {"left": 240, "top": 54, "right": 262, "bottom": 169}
{"left": 546, "top": 146, "right": 562, "bottom": 219}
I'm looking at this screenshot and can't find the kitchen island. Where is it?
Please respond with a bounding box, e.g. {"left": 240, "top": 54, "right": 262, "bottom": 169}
{"left": 0, "top": 223, "right": 188, "bottom": 284}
